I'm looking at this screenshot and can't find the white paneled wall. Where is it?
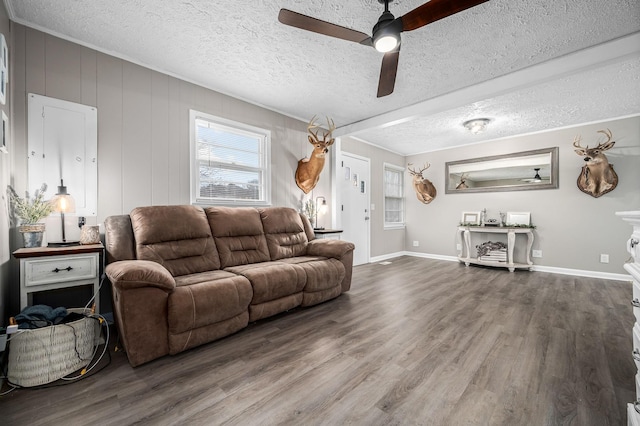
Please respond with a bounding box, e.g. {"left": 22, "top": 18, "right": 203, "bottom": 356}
{"left": 11, "top": 24, "right": 329, "bottom": 224}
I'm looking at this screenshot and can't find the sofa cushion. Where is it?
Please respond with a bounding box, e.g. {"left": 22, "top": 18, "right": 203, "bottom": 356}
{"left": 205, "top": 207, "right": 270, "bottom": 268}
{"left": 278, "top": 257, "right": 345, "bottom": 292}
{"left": 131, "top": 205, "right": 220, "bottom": 276}
{"left": 168, "top": 274, "right": 252, "bottom": 335}
{"left": 225, "top": 261, "right": 305, "bottom": 304}
{"left": 259, "top": 207, "right": 309, "bottom": 260}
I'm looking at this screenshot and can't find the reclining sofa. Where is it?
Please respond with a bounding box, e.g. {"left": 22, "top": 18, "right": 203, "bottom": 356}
{"left": 104, "top": 205, "right": 355, "bottom": 367}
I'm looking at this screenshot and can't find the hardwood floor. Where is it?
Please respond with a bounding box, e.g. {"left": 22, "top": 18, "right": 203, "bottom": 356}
{"left": 1, "top": 256, "right": 635, "bottom": 425}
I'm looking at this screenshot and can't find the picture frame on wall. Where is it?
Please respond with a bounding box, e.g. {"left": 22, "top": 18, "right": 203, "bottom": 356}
{"left": 0, "top": 110, "right": 7, "bottom": 153}
{"left": 0, "top": 33, "right": 6, "bottom": 105}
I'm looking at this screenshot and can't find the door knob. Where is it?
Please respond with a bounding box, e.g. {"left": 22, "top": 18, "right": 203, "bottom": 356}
{"left": 364, "top": 216, "right": 370, "bottom": 220}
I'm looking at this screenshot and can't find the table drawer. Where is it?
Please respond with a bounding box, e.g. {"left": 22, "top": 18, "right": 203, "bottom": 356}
{"left": 628, "top": 229, "right": 640, "bottom": 263}
{"left": 633, "top": 324, "right": 640, "bottom": 372}
{"left": 24, "top": 254, "right": 98, "bottom": 287}
{"left": 629, "top": 402, "right": 640, "bottom": 426}
{"left": 633, "top": 279, "right": 640, "bottom": 324}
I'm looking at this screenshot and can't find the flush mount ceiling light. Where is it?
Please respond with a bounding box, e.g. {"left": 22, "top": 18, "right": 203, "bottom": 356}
{"left": 463, "top": 118, "right": 491, "bottom": 134}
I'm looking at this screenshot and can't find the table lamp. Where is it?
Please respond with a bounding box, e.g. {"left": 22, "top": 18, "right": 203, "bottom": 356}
{"left": 314, "top": 196, "right": 328, "bottom": 230}
{"left": 48, "top": 179, "right": 78, "bottom": 247}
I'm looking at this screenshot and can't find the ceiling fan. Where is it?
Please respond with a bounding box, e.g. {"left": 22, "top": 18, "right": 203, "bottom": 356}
{"left": 278, "top": 0, "right": 490, "bottom": 98}
{"left": 520, "top": 168, "right": 544, "bottom": 183}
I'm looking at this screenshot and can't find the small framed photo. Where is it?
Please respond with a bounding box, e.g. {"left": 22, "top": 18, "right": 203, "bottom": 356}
{"left": 461, "top": 211, "right": 481, "bottom": 225}
{"left": 0, "top": 69, "right": 5, "bottom": 105}
{"left": 506, "top": 212, "right": 530, "bottom": 226}
{"left": 0, "top": 110, "right": 7, "bottom": 153}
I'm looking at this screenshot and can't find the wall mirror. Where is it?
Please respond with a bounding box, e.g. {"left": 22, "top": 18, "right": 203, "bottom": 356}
{"left": 445, "top": 147, "right": 559, "bottom": 194}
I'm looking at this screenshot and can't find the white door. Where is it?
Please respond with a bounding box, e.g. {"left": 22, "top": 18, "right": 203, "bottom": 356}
{"left": 340, "top": 152, "right": 370, "bottom": 266}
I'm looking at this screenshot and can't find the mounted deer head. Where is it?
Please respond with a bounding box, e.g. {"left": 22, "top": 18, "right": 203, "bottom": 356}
{"left": 573, "top": 128, "right": 618, "bottom": 198}
{"left": 455, "top": 173, "right": 468, "bottom": 190}
{"left": 408, "top": 162, "right": 437, "bottom": 204}
{"left": 295, "top": 115, "right": 336, "bottom": 194}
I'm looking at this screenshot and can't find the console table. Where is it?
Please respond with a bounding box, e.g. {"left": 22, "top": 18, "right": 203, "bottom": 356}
{"left": 457, "top": 226, "right": 534, "bottom": 272}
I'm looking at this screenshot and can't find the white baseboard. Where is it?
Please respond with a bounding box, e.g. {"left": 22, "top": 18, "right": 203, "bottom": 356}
{"left": 367, "top": 251, "right": 632, "bottom": 282}
{"left": 529, "top": 265, "right": 631, "bottom": 282}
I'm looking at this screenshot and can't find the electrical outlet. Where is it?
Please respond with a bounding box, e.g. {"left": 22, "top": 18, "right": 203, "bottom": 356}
{"left": 456, "top": 244, "right": 462, "bottom": 251}
{"left": 532, "top": 250, "right": 542, "bottom": 258}
{"left": 600, "top": 254, "right": 609, "bottom": 263}
{"left": 413, "top": 241, "right": 419, "bottom": 247}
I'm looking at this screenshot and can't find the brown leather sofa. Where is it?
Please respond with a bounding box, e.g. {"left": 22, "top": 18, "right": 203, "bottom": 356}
{"left": 104, "top": 205, "right": 355, "bottom": 367}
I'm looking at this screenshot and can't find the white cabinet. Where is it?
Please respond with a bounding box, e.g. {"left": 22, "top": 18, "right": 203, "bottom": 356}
{"left": 616, "top": 211, "right": 640, "bottom": 426}
{"left": 13, "top": 244, "right": 103, "bottom": 312}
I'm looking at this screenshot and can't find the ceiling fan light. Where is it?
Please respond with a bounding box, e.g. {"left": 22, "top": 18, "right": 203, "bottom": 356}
{"left": 463, "top": 118, "right": 491, "bottom": 134}
{"left": 374, "top": 34, "right": 399, "bottom": 52}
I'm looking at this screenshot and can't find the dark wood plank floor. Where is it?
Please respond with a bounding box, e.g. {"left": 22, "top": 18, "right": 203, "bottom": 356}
{"left": 1, "top": 257, "right": 635, "bottom": 425}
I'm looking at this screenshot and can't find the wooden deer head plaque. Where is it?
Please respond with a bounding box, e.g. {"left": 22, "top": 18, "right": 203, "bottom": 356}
{"left": 573, "top": 128, "right": 618, "bottom": 198}
{"left": 408, "top": 163, "right": 437, "bottom": 204}
{"left": 295, "top": 116, "right": 335, "bottom": 194}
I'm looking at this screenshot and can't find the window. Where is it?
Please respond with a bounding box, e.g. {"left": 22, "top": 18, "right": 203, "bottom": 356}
{"left": 384, "top": 163, "right": 405, "bottom": 228}
{"left": 190, "top": 110, "right": 271, "bottom": 206}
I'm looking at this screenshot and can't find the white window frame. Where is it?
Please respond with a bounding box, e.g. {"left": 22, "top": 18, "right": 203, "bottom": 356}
{"left": 189, "top": 110, "right": 271, "bottom": 206}
{"left": 383, "top": 163, "right": 405, "bottom": 230}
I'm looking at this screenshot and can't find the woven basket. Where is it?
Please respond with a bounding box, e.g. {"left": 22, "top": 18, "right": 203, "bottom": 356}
{"left": 8, "top": 308, "right": 99, "bottom": 387}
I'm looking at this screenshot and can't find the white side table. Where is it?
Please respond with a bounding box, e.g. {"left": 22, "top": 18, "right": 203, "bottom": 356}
{"left": 13, "top": 243, "right": 104, "bottom": 312}
{"left": 314, "top": 229, "right": 343, "bottom": 240}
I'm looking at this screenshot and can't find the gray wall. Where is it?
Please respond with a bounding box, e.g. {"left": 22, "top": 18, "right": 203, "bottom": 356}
{"left": 0, "top": 5, "right": 11, "bottom": 326}
{"left": 405, "top": 115, "right": 640, "bottom": 275}
{"left": 4, "top": 24, "right": 332, "bottom": 319}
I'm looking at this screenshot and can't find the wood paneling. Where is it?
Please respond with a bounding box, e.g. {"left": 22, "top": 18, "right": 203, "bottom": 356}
{"left": 1, "top": 258, "right": 634, "bottom": 425}
{"left": 150, "top": 72, "right": 170, "bottom": 206}
{"left": 96, "top": 53, "right": 123, "bottom": 219}
{"left": 12, "top": 23, "right": 316, "bottom": 222}
{"left": 121, "top": 62, "right": 152, "bottom": 212}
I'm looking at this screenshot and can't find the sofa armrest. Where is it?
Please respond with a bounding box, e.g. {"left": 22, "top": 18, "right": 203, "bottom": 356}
{"left": 307, "top": 239, "right": 356, "bottom": 293}
{"left": 106, "top": 260, "right": 174, "bottom": 367}
{"left": 106, "top": 260, "right": 176, "bottom": 292}
{"left": 306, "top": 239, "right": 355, "bottom": 259}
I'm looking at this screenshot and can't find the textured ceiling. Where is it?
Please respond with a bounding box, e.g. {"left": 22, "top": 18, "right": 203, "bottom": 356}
{"left": 5, "top": 0, "right": 640, "bottom": 155}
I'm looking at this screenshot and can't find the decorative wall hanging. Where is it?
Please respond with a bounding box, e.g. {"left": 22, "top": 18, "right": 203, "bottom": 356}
{"left": 0, "top": 110, "right": 7, "bottom": 153}
{"left": 573, "top": 129, "right": 618, "bottom": 198}
{"left": 295, "top": 116, "right": 335, "bottom": 194}
{"left": 407, "top": 163, "right": 437, "bottom": 204}
{"left": 0, "top": 33, "right": 6, "bottom": 105}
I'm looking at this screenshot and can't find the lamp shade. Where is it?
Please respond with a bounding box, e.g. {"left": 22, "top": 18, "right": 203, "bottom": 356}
{"left": 50, "top": 179, "right": 76, "bottom": 214}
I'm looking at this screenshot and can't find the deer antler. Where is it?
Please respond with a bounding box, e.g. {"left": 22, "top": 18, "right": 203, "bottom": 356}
{"left": 596, "top": 128, "right": 613, "bottom": 149}
{"left": 407, "top": 163, "right": 430, "bottom": 176}
{"left": 572, "top": 135, "right": 587, "bottom": 150}
{"left": 307, "top": 115, "right": 336, "bottom": 146}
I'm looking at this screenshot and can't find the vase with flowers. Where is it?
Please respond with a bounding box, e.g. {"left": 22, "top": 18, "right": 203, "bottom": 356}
{"left": 7, "top": 183, "right": 53, "bottom": 247}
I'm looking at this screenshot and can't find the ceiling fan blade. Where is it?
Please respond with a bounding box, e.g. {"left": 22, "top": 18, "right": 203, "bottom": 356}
{"left": 377, "top": 50, "right": 400, "bottom": 98}
{"left": 400, "top": 0, "right": 490, "bottom": 32}
{"left": 279, "top": 9, "right": 372, "bottom": 44}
